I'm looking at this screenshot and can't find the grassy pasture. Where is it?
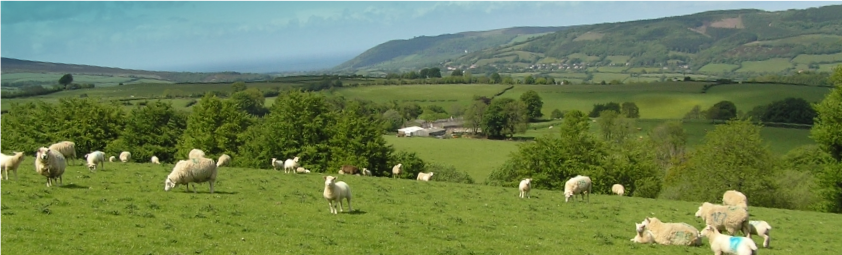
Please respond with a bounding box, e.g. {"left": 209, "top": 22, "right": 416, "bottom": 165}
{"left": 736, "top": 58, "right": 793, "bottom": 73}
{"left": 597, "top": 66, "right": 629, "bottom": 73}
{"left": 591, "top": 73, "right": 631, "bottom": 83}
{"left": 606, "top": 55, "right": 631, "bottom": 64}
{"left": 818, "top": 63, "right": 841, "bottom": 73}
{"left": 384, "top": 135, "right": 520, "bottom": 183}
{"left": 627, "top": 67, "right": 663, "bottom": 73}
{"left": 2, "top": 160, "right": 841, "bottom": 254}
{"left": 567, "top": 53, "right": 601, "bottom": 62}
{"left": 325, "top": 84, "right": 509, "bottom": 109}
{"left": 1, "top": 73, "right": 171, "bottom": 87}
{"left": 698, "top": 63, "right": 740, "bottom": 73}
{"left": 791, "top": 52, "right": 842, "bottom": 64}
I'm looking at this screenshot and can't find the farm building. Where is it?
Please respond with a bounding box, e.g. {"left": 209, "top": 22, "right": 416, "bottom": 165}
{"left": 398, "top": 126, "right": 425, "bottom": 137}
{"left": 414, "top": 127, "right": 446, "bottom": 137}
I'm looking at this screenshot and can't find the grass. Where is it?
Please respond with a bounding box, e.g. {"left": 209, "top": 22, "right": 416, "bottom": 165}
{"left": 698, "top": 63, "right": 740, "bottom": 73}
{"left": 1, "top": 73, "right": 172, "bottom": 87}
{"left": 818, "top": 63, "right": 841, "bottom": 73}
{"left": 606, "top": 55, "right": 631, "bottom": 64}
{"left": 736, "top": 58, "right": 793, "bottom": 73}
{"left": 597, "top": 66, "right": 630, "bottom": 73}
{"left": 384, "top": 135, "right": 520, "bottom": 183}
{"left": 591, "top": 73, "right": 631, "bottom": 83}
{"left": 627, "top": 67, "right": 663, "bottom": 73}
{"left": 567, "top": 53, "right": 601, "bottom": 62}
{"left": 791, "top": 52, "right": 842, "bottom": 64}
{"left": 2, "top": 158, "right": 841, "bottom": 254}
{"left": 325, "top": 84, "right": 508, "bottom": 109}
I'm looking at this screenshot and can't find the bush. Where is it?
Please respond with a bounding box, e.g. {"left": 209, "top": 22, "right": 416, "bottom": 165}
{"left": 632, "top": 177, "right": 662, "bottom": 198}
{"left": 427, "top": 163, "right": 474, "bottom": 184}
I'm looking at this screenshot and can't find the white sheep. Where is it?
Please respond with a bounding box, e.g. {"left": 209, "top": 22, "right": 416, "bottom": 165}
{"left": 188, "top": 149, "right": 205, "bottom": 159}
{"left": 417, "top": 172, "right": 434, "bottom": 181}
{"left": 0, "top": 151, "right": 25, "bottom": 180}
{"left": 49, "top": 141, "right": 77, "bottom": 164}
{"left": 119, "top": 151, "right": 131, "bottom": 163}
{"left": 164, "top": 157, "right": 218, "bottom": 193}
{"left": 323, "top": 175, "right": 352, "bottom": 214}
{"left": 295, "top": 167, "right": 311, "bottom": 174}
{"left": 109, "top": 156, "right": 116, "bottom": 162}
{"left": 361, "top": 168, "right": 372, "bottom": 176}
{"left": 35, "top": 147, "right": 66, "bottom": 187}
{"left": 630, "top": 222, "right": 655, "bottom": 244}
{"left": 612, "top": 184, "right": 625, "bottom": 196}
{"left": 723, "top": 190, "right": 748, "bottom": 209}
{"left": 519, "top": 178, "right": 532, "bottom": 198}
{"left": 639, "top": 217, "right": 703, "bottom": 246}
{"left": 749, "top": 220, "right": 772, "bottom": 248}
{"left": 700, "top": 225, "right": 758, "bottom": 255}
{"left": 392, "top": 163, "right": 402, "bottom": 178}
{"left": 151, "top": 156, "right": 161, "bottom": 164}
{"left": 271, "top": 158, "right": 284, "bottom": 170}
{"left": 284, "top": 156, "right": 300, "bottom": 174}
{"left": 695, "top": 202, "right": 751, "bottom": 238}
{"left": 564, "top": 175, "right": 592, "bottom": 203}
{"left": 85, "top": 151, "right": 106, "bottom": 171}
{"left": 217, "top": 154, "right": 231, "bottom": 167}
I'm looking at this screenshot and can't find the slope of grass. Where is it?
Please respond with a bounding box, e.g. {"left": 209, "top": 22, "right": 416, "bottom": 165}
{"left": 698, "top": 63, "right": 740, "bottom": 73}
{"left": 791, "top": 52, "right": 842, "bottom": 64}
{"left": 2, "top": 161, "right": 841, "bottom": 254}
{"left": 735, "top": 58, "right": 793, "bottom": 73}
{"left": 384, "top": 135, "right": 520, "bottom": 183}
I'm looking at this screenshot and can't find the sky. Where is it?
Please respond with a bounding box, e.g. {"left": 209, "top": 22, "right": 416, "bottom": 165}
{"left": 1, "top": 1, "right": 839, "bottom": 73}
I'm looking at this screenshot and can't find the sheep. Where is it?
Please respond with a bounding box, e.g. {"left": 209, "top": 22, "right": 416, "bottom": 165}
{"left": 1, "top": 152, "right": 25, "bottom": 180}
{"left": 119, "top": 151, "right": 131, "bottom": 163}
{"left": 564, "top": 175, "right": 592, "bottom": 203}
{"left": 630, "top": 222, "right": 655, "bottom": 244}
{"left": 284, "top": 157, "right": 300, "bottom": 174}
{"left": 519, "top": 178, "right": 532, "bottom": 198}
{"left": 34, "top": 147, "right": 66, "bottom": 187}
{"left": 700, "top": 225, "right": 758, "bottom": 255}
{"left": 109, "top": 156, "right": 116, "bottom": 162}
{"left": 417, "top": 172, "right": 434, "bottom": 181}
{"left": 85, "top": 151, "right": 106, "bottom": 171}
{"left": 217, "top": 154, "right": 231, "bottom": 167}
{"left": 695, "top": 202, "right": 751, "bottom": 238}
{"left": 323, "top": 175, "right": 352, "bottom": 214}
{"left": 392, "top": 163, "right": 402, "bottom": 178}
{"left": 271, "top": 158, "right": 284, "bottom": 170}
{"left": 361, "top": 168, "right": 372, "bottom": 176}
{"left": 188, "top": 149, "right": 205, "bottom": 159}
{"left": 339, "top": 165, "right": 360, "bottom": 175}
{"left": 295, "top": 167, "right": 311, "bottom": 174}
{"left": 49, "top": 141, "right": 77, "bottom": 164}
{"left": 612, "top": 184, "right": 625, "bottom": 196}
{"left": 151, "top": 156, "right": 161, "bottom": 164}
{"left": 640, "top": 217, "right": 703, "bottom": 246}
{"left": 723, "top": 190, "right": 748, "bottom": 209}
{"left": 164, "top": 157, "right": 218, "bottom": 194}
{"left": 749, "top": 220, "right": 772, "bottom": 248}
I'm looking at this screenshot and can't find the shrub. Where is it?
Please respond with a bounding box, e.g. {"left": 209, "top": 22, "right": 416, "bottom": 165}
{"left": 427, "top": 163, "right": 474, "bottom": 184}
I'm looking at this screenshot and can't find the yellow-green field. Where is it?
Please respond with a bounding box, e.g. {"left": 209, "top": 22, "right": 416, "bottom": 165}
{"left": 735, "top": 58, "right": 793, "bottom": 73}
{"left": 698, "top": 63, "right": 740, "bottom": 73}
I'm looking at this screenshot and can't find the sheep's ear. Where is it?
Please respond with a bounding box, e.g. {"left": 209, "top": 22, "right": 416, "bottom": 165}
{"left": 323, "top": 176, "right": 327, "bottom": 180}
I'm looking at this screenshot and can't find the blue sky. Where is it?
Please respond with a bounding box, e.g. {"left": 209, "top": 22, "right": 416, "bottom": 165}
{"left": 1, "top": 1, "right": 838, "bottom": 73}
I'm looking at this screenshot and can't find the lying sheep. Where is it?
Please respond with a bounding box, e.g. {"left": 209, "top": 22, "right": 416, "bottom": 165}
{"left": 392, "top": 163, "right": 402, "bottom": 178}
{"left": 519, "top": 178, "right": 532, "bottom": 198}
{"left": 323, "top": 176, "right": 352, "bottom": 214}
{"left": 85, "top": 151, "right": 106, "bottom": 171}
{"left": 119, "top": 151, "right": 131, "bottom": 163}
{"left": 612, "top": 184, "right": 625, "bottom": 196}
{"left": 271, "top": 158, "right": 284, "bottom": 170}
{"left": 630, "top": 222, "right": 655, "bottom": 244}
{"left": 295, "top": 167, "right": 311, "bottom": 174}
{"left": 700, "top": 225, "right": 757, "bottom": 255}
{"left": 361, "top": 168, "right": 372, "bottom": 176}
{"left": 217, "top": 154, "right": 231, "bottom": 167}
{"left": 339, "top": 165, "right": 360, "bottom": 175}
{"left": 417, "top": 172, "right": 434, "bottom": 181}
{"left": 49, "top": 141, "right": 77, "bottom": 164}
{"left": 564, "top": 175, "right": 592, "bottom": 203}
{"left": 284, "top": 157, "right": 300, "bottom": 174}
{"left": 723, "top": 190, "right": 748, "bottom": 209}
{"left": 151, "top": 156, "right": 161, "bottom": 164}
{"left": 695, "top": 202, "right": 751, "bottom": 238}
{"left": 165, "top": 157, "right": 218, "bottom": 193}
{"left": 749, "top": 220, "right": 772, "bottom": 248}
{"left": 35, "top": 147, "right": 66, "bottom": 187}
{"left": 109, "top": 156, "right": 116, "bottom": 162}
{"left": 640, "top": 217, "right": 703, "bottom": 246}
{"left": 188, "top": 149, "right": 205, "bottom": 159}
{"left": 0, "top": 152, "right": 25, "bottom": 180}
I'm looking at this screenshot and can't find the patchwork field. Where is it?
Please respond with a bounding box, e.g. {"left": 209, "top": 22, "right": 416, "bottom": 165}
{"left": 735, "top": 58, "right": 793, "bottom": 73}
{"left": 1, "top": 73, "right": 173, "bottom": 88}
{"left": 698, "top": 63, "right": 740, "bottom": 73}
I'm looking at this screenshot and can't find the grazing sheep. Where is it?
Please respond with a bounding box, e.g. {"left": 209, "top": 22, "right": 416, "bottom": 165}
{"left": 188, "top": 149, "right": 205, "bottom": 159}
{"left": 612, "top": 184, "right": 625, "bottom": 196}
{"left": 85, "top": 151, "right": 106, "bottom": 171}
{"left": 630, "top": 222, "right": 655, "bottom": 244}
{"left": 749, "top": 220, "right": 772, "bottom": 248}
{"left": 723, "top": 190, "right": 748, "bottom": 209}
{"left": 361, "top": 168, "right": 372, "bottom": 176}
{"left": 109, "top": 156, "right": 116, "bottom": 162}
{"left": 695, "top": 202, "right": 751, "bottom": 238}
{"left": 323, "top": 176, "right": 352, "bottom": 214}
{"left": 339, "top": 165, "right": 360, "bottom": 175}
{"left": 639, "top": 217, "right": 703, "bottom": 246}
{"left": 417, "top": 172, "right": 434, "bottom": 181}
{"left": 0, "top": 152, "right": 25, "bottom": 180}
{"left": 700, "top": 225, "right": 758, "bottom": 255}
{"left": 217, "top": 154, "right": 231, "bottom": 167}
{"left": 392, "top": 163, "right": 402, "bottom": 178}
{"left": 295, "top": 167, "right": 311, "bottom": 174}
{"left": 271, "top": 158, "right": 284, "bottom": 170}
{"left": 519, "top": 178, "right": 532, "bottom": 198}
{"left": 151, "top": 156, "right": 161, "bottom": 164}
{"left": 164, "top": 157, "right": 218, "bottom": 193}
{"left": 49, "top": 141, "right": 77, "bottom": 164}
{"left": 284, "top": 157, "right": 300, "bottom": 174}
{"left": 119, "top": 151, "right": 131, "bottom": 163}
{"left": 34, "top": 147, "right": 66, "bottom": 187}
{"left": 564, "top": 175, "right": 592, "bottom": 203}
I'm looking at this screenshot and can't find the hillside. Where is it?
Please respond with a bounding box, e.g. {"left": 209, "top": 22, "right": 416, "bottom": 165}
{"left": 333, "top": 26, "right": 570, "bottom": 72}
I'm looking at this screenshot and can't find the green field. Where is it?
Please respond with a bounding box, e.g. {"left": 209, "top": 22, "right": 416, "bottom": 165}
{"left": 698, "top": 63, "right": 740, "bottom": 73}
{"left": 1, "top": 73, "right": 172, "bottom": 88}
{"left": 736, "top": 58, "right": 793, "bottom": 73}
{"left": 2, "top": 160, "right": 841, "bottom": 254}
{"left": 791, "top": 52, "right": 842, "bottom": 64}
{"left": 325, "top": 84, "right": 509, "bottom": 109}
{"left": 606, "top": 55, "right": 631, "bottom": 64}
{"left": 597, "top": 66, "right": 629, "bottom": 73}
{"left": 591, "top": 73, "right": 631, "bottom": 83}
{"left": 819, "top": 63, "right": 841, "bottom": 73}
{"left": 384, "top": 136, "right": 520, "bottom": 183}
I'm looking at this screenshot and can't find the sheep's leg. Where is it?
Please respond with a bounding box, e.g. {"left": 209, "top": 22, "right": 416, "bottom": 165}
{"left": 764, "top": 235, "right": 770, "bottom": 248}
{"left": 338, "top": 198, "right": 345, "bottom": 212}
{"left": 3, "top": 168, "right": 7, "bottom": 180}
{"left": 346, "top": 197, "right": 352, "bottom": 212}
{"left": 209, "top": 181, "right": 215, "bottom": 194}
{"left": 58, "top": 176, "right": 63, "bottom": 186}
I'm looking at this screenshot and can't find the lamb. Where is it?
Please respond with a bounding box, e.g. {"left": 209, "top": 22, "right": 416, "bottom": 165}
{"left": 34, "top": 147, "right": 66, "bottom": 187}
{"left": 109, "top": 156, "right": 116, "bottom": 162}
{"left": 151, "top": 156, "right": 161, "bottom": 164}
{"left": 339, "top": 165, "right": 360, "bottom": 175}
{"left": 361, "top": 168, "right": 372, "bottom": 176}
{"left": 723, "top": 190, "right": 748, "bottom": 209}
{"left": 323, "top": 176, "right": 352, "bottom": 214}
{"left": 695, "top": 202, "right": 751, "bottom": 238}
{"left": 700, "top": 225, "right": 758, "bottom": 255}
{"left": 85, "top": 151, "right": 106, "bottom": 171}
{"left": 612, "top": 184, "right": 625, "bottom": 196}
{"left": 519, "top": 178, "right": 532, "bottom": 198}
{"left": 217, "top": 154, "right": 231, "bottom": 167}
{"left": 271, "top": 158, "right": 284, "bottom": 170}
{"left": 639, "top": 217, "right": 703, "bottom": 246}
{"left": 417, "top": 172, "right": 434, "bottom": 181}
{"left": 564, "top": 175, "right": 592, "bottom": 203}
{"left": 630, "top": 222, "right": 655, "bottom": 244}
{"left": 164, "top": 157, "right": 218, "bottom": 193}
{"left": 295, "top": 167, "right": 311, "bottom": 174}
{"left": 284, "top": 157, "right": 300, "bottom": 174}
{"left": 119, "top": 151, "right": 131, "bottom": 163}
{"left": 749, "top": 220, "right": 772, "bottom": 248}
{"left": 188, "top": 149, "right": 205, "bottom": 159}
{"left": 392, "top": 163, "right": 402, "bottom": 178}
{"left": 0, "top": 152, "right": 25, "bottom": 180}
{"left": 49, "top": 141, "right": 77, "bottom": 164}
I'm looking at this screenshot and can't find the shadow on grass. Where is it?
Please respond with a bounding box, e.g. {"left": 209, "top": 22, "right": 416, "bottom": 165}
{"left": 347, "top": 210, "right": 367, "bottom": 215}
{"left": 59, "top": 183, "right": 89, "bottom": 189}
{"left": 177, "top": 190, "right": 239, "bottom": 195}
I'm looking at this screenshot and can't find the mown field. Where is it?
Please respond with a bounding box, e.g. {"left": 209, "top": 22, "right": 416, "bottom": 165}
{"left": 2, "top": 161, "right": 841, "bottom": 254}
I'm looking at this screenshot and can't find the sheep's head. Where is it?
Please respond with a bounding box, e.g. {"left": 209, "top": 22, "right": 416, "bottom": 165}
{"left": 635, "top": 223, "right": 645, "bottom": 233}
{"left": 324, "top": 175, "right": 337, "bottom": 187}
{"left": 293, "top": 156, "right": 300, "bottom": 162}
{"left": 87, "top": 163, "right": 97, "bottom": 171}
{"left": 165, "top": 178, "right": 176, "bottom": 191}
{"left": 694, "top": 206, "right": 703, "bottom": 217}
{"left": 36, "top": 148, "right": 50, "bottom": 161}
{"left": 699, "top": 225, "right": 718, "bottom": 237}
